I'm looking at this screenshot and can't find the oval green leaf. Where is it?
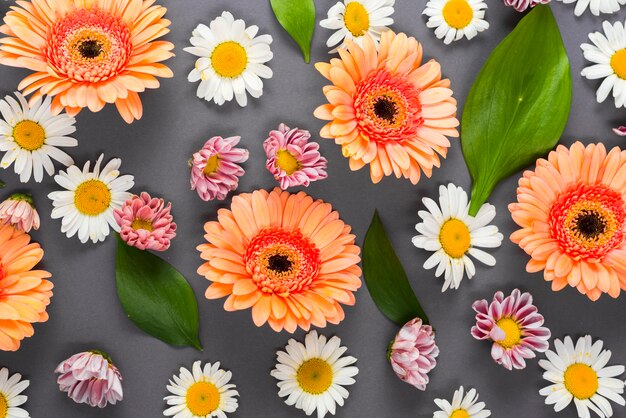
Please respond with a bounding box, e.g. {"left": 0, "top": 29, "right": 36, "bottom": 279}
{"left": 461, "top": 4, "right": 572, "bottom": 215}
{"left": 115, "top": 236, "right": 202, "bottom": 350}
{"left": 270, "top": 0, "right": 315, "bottom": 63}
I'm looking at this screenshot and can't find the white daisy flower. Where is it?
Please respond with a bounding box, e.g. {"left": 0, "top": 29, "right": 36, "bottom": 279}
{"left": 558, "top": 0, "right": 625, "bottom": 16}
{"left": 271, "top": 330, "right": 358, "bottom": 418}
{"left": 48, "top": 154, "right": 134, "bottom": 244}
{"left": 0, "top": 367, "right": 30, "bottom": 418}
{"left": 581, "top": 20, "right": 626, "bottom": 108}
{"left": 184, "top": 11, "right": 273, "bottom": 107}
{"left": 0, "top": 92, "right": 77, "bottom": 183}
{"left": 539, "top": 335, "right": 626, "bottom": 418}
{"left": 411, "top": 183, "right": 503, "bottom": 292}
{"left": 164, "top": 361, "right": 239, "bottom": 418}
{"left": 320, "top": 0, "right": 395, "bottom": 53}
{"left": 423, "top": 0, "right": 489, "bottom": 45}
{"left": 434, "top": 386, "right": 491, "bottom": 418}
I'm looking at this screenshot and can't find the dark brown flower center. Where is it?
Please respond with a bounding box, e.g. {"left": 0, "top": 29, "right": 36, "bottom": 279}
{"left": 576, "top": 212, "right": 606, "bottom": 239}
{"left": 78, "top": 39, "right": 103, "bottom": 59}
{"left": 373, "top": 97, "right": 397, "bottom": 123}
{"left": 267, "top": 254, "right": 293, "bottom": 273}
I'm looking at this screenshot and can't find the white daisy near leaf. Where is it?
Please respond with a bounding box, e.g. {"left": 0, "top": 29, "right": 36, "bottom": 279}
{"left": 320, "top": 0, "right": 395, "bottom": 53}
{"left": 412, "top": 183, "right": 503, "bottom": 292}
{"left": 48, "top": 154, "right": 134, "bottom": 244}
{"left": 423, "top": 0, "right": 489, "bottom": 45}
{"left": 184, "top": 11, "right": 273, "bottom": 107}
{"left": 558, "top": 0, "right": 625, "bottom": 16}
{"left": 0, "top": 367, "right": 30, "bottom": 418}
{"left": 539, "top": 336, "right": 626, "bottom": 418}
{"left": 0, "top": 92, "right": 77, "bottom": 183}
{"left": 164, "top": 361, "right": 239, "bottom": 418}
{"left": 434, "top": 386, "right": 491, "bottom": 418}
{"left": 271, "top": 331, "right": 358, "bottom": 418}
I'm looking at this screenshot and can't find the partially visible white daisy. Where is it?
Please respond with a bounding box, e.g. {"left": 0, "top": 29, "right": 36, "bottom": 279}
{"left": 164, "top": 361, "right": 239, "bottom": 418}
{"left": 48, "top": 154, "right": 134, "bottom": 244}
{"left": 411, "top": 183, "right": 503, "bottom": 292}
{"left": 423, "top": 0, "right": 489, "bottom": 45}
{"left": 539, "top": 335, "right": 626, "bottom": 418}
{"left": 0, "top": 367, "right": 30, "bottom": 418}
{"left": 558, "top": 0, "right": 625, "bottom": 16}
{"left": 320, "top": 0, "right": 395, "bottom": 53}
{"left": 184, "top": 11, "right": 273, "bottom": 107}
{"left": 0, "top": 92, "right": 77, "bottom": 183}
{"left": 434, "top": 386, "right": 491, "bottom": 418}
{"left": 581, "top": 20, "right": 626, "bottom": 108}
{"left": 271, "top": 330, "right": 358, "bottom": 418}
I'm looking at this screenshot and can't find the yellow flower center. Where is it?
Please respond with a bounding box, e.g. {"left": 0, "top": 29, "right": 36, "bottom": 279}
{"left": 611, "top": 49, "right": 626, "bottom": 80}
{"left": 442, "top": 0, "right": 474, "bottom": 30}
{"left": 0, "top": 393, "right": 7, "bottom": 418}
{"left": 276, "top": 149, "right": 301, "bottom": 175}
{"left": 12, "top": 120, "right": 46, "bottom": 151}
{"left": 439, "top": 218, "right": 471, "bottom": 258}
{"left": 203, "top": 155, "right": 220, "bottom": 176}
{"left": 297, "top": 358, "right": 333, "bottom": 395}
{"left": 185, "top": 381, "right": 221, "bottom": 416}
{"left": 565, "top": 201, "right": 617, "bottom": 250}
{"left": 564, "top": 363, "right": 599, "bottom": 400}
{"left": 495, "top": 317, "right": 522, "bottom": 349}
{"left": 344, "top": 2, "right": 370, "bottom": 37}
{"left": 131, "top": 219, "right": 153, "bottom": 231}
{"left": 69, "top": 29, "right": 111, "bottom": 63}
{"left": 211, "top": 41, "right": 248, "bottom": 78}
{"left": 74, "top": 180, "right": 112, "bottom": 216}
{"left": 450, "top": 410, "right": 470, "bottom": 418}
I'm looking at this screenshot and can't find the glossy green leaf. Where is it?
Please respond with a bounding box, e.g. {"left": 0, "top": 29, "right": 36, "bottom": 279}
{"left": 115, "top": 236, "right": 202, "bottom": 350}
{"left": 461, "top": 4, "right": 572, "bottom": 215}
{"left": 363, "top": 211, "right": 429, "bottom": 326}
{"left": 270, "top": 0, "right": 315, "bottom": 63}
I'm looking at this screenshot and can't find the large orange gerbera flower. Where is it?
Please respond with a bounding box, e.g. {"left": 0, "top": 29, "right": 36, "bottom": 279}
{"left": 0, "top": 0, "right": 174, "bottom": 123}
{"left": 197, "top": 188, "right": 362, "bottom": 333}
{"left": 314, "top": 30, "right": 459, "bottom": 184}
{"left": 0, "top": 224, "right": 52, "bottom": 351}
{"left": 510, "top": 142, "right": 626, "bottom": 301}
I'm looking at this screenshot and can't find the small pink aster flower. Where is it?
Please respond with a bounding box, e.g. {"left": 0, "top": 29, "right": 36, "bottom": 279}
{"left": 471, "top": 289, "right": 551, "bottom": 370}
{"left": 263, "top": 124, "right": 328, "bottom": 189}
{"left": 388, "top": 317, "right": 439, "bottom": 390}
{"left": 503, "top": 0, "right": 550, "bottom": 11}
{"left": 190, "top": 136, "right": 249, "bottom": 201}
{"left": 55, "top": 350, "right": 123, "bottom": 408}
{"left": 0, "top": 193, "right": 40, "bottom": 232}
{"left": 114, "top": 192, "right": 177, "bottom": 251}
{"left": 613, "top": 126, "right": 626, "bottom": 136}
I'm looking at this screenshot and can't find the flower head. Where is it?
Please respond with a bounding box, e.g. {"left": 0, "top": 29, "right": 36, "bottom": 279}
{"left": 0, "top": 193, "right": 40, "bottom": 232}
{"left": 0, "top": 367, "right": 30, "bottom": 418}
{"left": 503, "top": 0, "right": 551, "bottom": 12}
{"left": 423, "top": 0, "right": 489, "bottom": 45}
{"left": 434, "top": 386, "right": 491, "bottom": 418}
{"left": 614, "top": 126, "right": 626, "bottom": 136}
{"left": 557, "top": 0, "right": 623, "bottom": 16}
{"left": 263, "top": 124, "right": 328, "bottom": 189}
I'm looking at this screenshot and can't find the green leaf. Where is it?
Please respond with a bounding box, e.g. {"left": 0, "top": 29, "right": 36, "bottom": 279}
{"left": 270, "top": 0, "right": 315, "bottom": 63}
{"left": 115, "top": 236, "right": 202, "bottom": 350}
{"left": 363, "top": 211, "right": 429, "bottom": 326}
{"left": 0, "top": 180, "right": 4, "bottom": 188}
{"left": 461, "top": 4, "right": 572, "bottom": 215}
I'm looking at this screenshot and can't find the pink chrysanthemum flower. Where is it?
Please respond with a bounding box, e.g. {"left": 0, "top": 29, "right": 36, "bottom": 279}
{"left": 471, "top": 289, "right": 551, "bottom": 370}
{"left": 263, "top": 124, "right": 328, "bottom": 189}
{"left": 190, "top": 136, "right": 249, "bottom": 201}
{"left": 388, "top": 317, "right": 439, "bottom": 390}
{"left": 55, "top": 350, "right": 123, "bottom": 408}
{"left": 114, "top": 192, "right": 176, "bottom": 251}
{"left": 0, "top": 193, "right": 40, "bottom": 232}
{"left": 503, "top": 0, "right": 550, "bottom": 12}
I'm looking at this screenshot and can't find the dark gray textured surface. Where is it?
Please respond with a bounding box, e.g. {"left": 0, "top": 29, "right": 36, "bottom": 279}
{"left": 0, "top": 1, "right": 625, "bottom": 417}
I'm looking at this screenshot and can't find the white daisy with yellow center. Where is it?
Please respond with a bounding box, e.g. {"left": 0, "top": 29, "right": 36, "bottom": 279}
{"left": 271, "top": 331, "right": 358, "bottom": 418}
{"left": 184, "top": 11, "right": 273, "bottom": 107}
{"left": 164, "top": 361, "right": 239, "bottom": 418}
{"left": 0, "top": 367, "right": 30, "bottom": 418}
{"left": 0, "top": 92, "right": 77, "bottom": 183}
{"left": 48, "top": 154, "right": 134, "bottom": 244}
{"left": 434, "top": 386, "right": 491, "bottom": 418}
{"left": 423, "top": 0, "right": 489, "bottom": 45}
{"left": 539, "top": 336, "right": 625, "bottom": 418}
{"left": 412, "top": 183, "right": 503, "bottom": 292}
{"left": 320, "top": 0, "right": 395, "bottom": 53}
{"left": 558, "top": 0, "right": 625, "bottom": 16}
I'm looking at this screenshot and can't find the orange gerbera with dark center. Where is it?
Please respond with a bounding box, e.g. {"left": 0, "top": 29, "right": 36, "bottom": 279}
{"left": 197, "top": 188, "right": 362, "bottom": 333}
{"left": 0, "top": 0, "right": 174, "bottom": 123}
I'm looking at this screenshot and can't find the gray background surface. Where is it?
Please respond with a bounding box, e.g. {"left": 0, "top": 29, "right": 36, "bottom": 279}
{"left": 0, "top": 0, "right": 625, "bottom": 417}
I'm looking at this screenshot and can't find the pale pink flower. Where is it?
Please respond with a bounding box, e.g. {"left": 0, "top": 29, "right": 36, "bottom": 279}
{"left": 389, "top": 317, "right": 439, "bottom": 390}
{"left": 613, "top": 126, "right": 626, "bottom": 136}
{"left": 471, "top": 289, "right": 551, "bottom": 370}
{"left": 503, "top": 0, "right": 550, "bottom": 11}
{"left": 55, "top": 351, "right": 123, "bottom": 408}
{"left": 0, "top": 193, "right": 40, "bottom": 232}
{"left": 263, "top": 124, "right": 328, "bottom": 189}
{"left": 190, "top": 136, "right": 249, "bottom": 201}
{"left": 114, "top": 192, "right": 177, "bottom": 251}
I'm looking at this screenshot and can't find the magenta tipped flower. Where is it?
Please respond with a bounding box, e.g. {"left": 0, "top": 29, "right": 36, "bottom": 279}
{"left": 0, "top": 193, "right": 40, "bottom": 232}
{"left": 388, "top": 317, "right": 439, "bottom": 390}
{"left": 190, "top": 136, "right": 249, "bottom": 201}
{"left": 503, "top": 0, "right": 550, "bottom": 11}
{"left": 263, "top": 124, "right": 328, "bottom": 189}
{"left": 613, "top": 126, "right": 626, "bottom": 136}
{"left": 114, "top": 192, "right": 177, "bottom": 251}
{"left": 55, "top": 351, "right": 123, "bottom": 408}
{"left": 471, "top": 289, "right": 551, "bottom": 370}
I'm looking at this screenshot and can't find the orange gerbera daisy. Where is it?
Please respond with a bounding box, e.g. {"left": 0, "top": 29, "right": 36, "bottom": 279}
{"left": 197, "top": 188, "right": 362, "bottom": 333}
{"left": 0, "top": 0, "right": 174, "bottom": 123}
{"left": 510, "top": 142, "right": 626, "bottom": 301}
{"left": 0, "top": 224, "right": 52, "bottom": 351}
{"left": 313, "top": 30, "right": 459, "bottom": 184}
